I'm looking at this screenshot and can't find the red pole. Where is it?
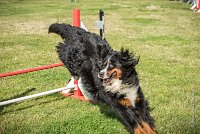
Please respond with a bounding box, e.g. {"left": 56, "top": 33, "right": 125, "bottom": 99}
{"left": 72, "top": 9, "right": 80, "bottom": 27}
{"left": 0, "top": 63, "right": 64, "bottom": 78}
{"left": 197, "top": 0, "right": 200, "bottom": 10}
{"left": 74, "top": 79, "right": 83, "bottom": 96}
{"left": 71, "top": 9, "right": 83, "bottom": 97}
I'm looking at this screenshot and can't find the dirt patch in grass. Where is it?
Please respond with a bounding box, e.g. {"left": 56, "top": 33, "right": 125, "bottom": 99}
{"left": 146, "top": 5, "right": 161, "bottom": 11}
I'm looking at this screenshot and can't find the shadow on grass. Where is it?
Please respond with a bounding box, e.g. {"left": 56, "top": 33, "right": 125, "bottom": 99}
{"left": 98, "top": 102, "right": 118, "bottom": 119}
{"left": 98, "top": 100, "right": 155, "bottom": 118}
{"left": 98, "top": 102, "right": 131, "bottom": 133}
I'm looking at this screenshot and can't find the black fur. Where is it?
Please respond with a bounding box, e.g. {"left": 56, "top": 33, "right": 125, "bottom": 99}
{"left": 49, "top": 23, "right": 155, "bottom": 133}
{"left": 49, "top": 23, "right": 111, "bottom": 96}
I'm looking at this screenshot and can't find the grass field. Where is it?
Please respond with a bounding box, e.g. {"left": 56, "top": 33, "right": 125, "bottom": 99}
{"left": 0, "top": 0, "right": 200, "bottom": 133}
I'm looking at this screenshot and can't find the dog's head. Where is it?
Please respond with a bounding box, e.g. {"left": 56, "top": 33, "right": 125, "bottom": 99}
{"left": 98, "top": 48, "right": 139, "bottom": 85}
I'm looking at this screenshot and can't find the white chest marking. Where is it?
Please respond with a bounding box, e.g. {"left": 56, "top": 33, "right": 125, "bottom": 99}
{"left": 103, "top": 79, "right": 138, "bottom": 107}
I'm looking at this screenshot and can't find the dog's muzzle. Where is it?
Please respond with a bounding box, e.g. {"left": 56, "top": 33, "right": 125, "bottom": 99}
{"left": 98, "top": 70, "right": 117, "bottom": 83}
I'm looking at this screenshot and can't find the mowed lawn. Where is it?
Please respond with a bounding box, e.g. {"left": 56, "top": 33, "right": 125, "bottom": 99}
{"left": 0, "top": 0, "right": 199, "bottom": 133}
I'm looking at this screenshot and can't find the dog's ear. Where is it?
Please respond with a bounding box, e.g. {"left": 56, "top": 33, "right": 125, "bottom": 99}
{"left": 120, "top": 48, "right": 139, "bottom": 66}
{"left": 127, "top": 56, "right": 139, "bottom": 67}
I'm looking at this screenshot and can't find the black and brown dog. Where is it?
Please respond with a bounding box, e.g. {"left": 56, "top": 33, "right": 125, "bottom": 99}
{"left": 49, "top": 23, "right": 156, "bottom": 134}
{"left": 98, "top": 50, "right": 156, "bottom": 134}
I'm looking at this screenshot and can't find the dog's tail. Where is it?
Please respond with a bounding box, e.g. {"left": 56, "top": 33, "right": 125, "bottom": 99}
{"left": 48, "top": 23, "right": 85, "bottom": 39}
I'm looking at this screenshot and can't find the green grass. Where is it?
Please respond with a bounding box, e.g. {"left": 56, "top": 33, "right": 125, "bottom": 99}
{"left": 0, "top": 0, "right": 200, "bottom": 133}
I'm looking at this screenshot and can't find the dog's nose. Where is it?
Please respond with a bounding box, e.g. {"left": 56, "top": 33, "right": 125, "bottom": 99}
{"left": 98, "top": 72, "right": 104, "bottom": 78}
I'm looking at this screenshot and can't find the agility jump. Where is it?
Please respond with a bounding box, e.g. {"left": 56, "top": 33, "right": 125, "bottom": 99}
{"left": 0, "top": 9, "right": 105, "bottom": 106}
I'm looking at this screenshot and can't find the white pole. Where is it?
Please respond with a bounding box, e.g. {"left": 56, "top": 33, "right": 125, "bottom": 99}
{"left": 0, "top": 86, "right": 76, "bottom": 106}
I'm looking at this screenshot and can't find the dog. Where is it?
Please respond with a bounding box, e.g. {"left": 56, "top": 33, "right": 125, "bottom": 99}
{"left": 98, "top": 49, "right": 156, "bottom": 134}
{"left": 49, "top": 23, "right": 155, "bottom": 134}
{"left": 49, "top": 23, "right": 112, "bottom": 98}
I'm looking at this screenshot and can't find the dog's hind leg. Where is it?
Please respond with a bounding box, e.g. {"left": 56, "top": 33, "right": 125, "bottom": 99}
{"left": 79, "top": 71, "right": 99, "bottom": 100}
{"left": 78, "top": 77, "right": 98, "bottom": 102}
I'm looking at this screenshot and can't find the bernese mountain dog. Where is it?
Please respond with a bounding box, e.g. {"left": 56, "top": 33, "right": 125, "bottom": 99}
{"left": 49, "top": 23, "right": 156, "bottom": 134}
{"left": 98, "top": 50, "right": 156, "bottom": 134}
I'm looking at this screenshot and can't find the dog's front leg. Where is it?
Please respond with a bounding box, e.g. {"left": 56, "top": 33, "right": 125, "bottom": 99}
{"left": 97, "top": 89, "right": 141, "bottom": 134}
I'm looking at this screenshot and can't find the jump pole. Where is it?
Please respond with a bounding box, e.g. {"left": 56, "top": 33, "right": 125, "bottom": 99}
{"left": 65, "top": 8, "right": 84, "bottom": 98}
{"left": 60, "top": 9, "right": 94, "bottom": 102}
{"left": 197, "top": 0, "right": 200, "bottom": 12}
{"left": 96, "top": 9, "right": 104, "bottom": 39}
{"left": 99, "top": 9, "right": 104, "bottom": 39}
{"left": 72, "top": 9, "right": 80, "bottom": 27}
{"left": 0, "top": 63, "right": 64, "bottom": 78}
{"left": 0, "top": 86, "right": 76, "bottom": 106}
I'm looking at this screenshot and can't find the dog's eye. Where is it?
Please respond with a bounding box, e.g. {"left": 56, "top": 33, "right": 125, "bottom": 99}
{"left": 109, "top": 62, "right": 116, "bottom": 69}
{"left": 109, "top": 64, "right": 114, "bottom": 69}
{"left": 109, "top": 60, "right": 116, "bottom": 67}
